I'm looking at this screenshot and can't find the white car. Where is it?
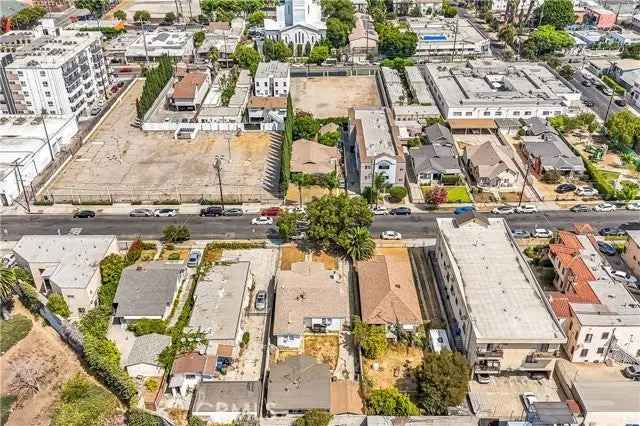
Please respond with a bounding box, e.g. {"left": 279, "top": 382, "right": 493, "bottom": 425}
{"left": 492, "top": 206, "right": 515, "bottom": 215}
{"left": 154, "top": 208, "right": 177, "bottom": 217}
{"left": 627, "top": 201, "right": 640, "bottom": 210}
{"left": 606, "top": 268, "right": 638, "bottom": 285}
{"left": 251, "top": 216, "right": 273, "bottom": 225}
{"left": 515, "top": 205, "right": 538, "bottom": 214}
{"left": 371, "top": 206, "right": 389, "bottom": 215}
{"left": 521, "top": 392, "right": 538, "bottom": 413}
{"left": 576, "top": 186, "right": 599, "bottom": 197}
{"left": 533, "top": 228, "right": 553, "bottom": 238}
{"left": 290, "top": 231, "right": 306, "bottom": 240}
{"left": 594, "top": 202, "right": 616, "bottom": 212}
{"left": 380, "top": 231, "right": 402, "bottom": 240}
{"left": 288, "top": 206, "right": 305, "bottom": 214}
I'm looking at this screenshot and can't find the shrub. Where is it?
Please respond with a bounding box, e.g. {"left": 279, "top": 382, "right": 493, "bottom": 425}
{"left": 584, "top": 159, "right": 616, "bottom": 199}
{"left": 144, "top": 378, "right": 160, "bottom": 392}
{"left": 188, "top": 417, "right": 207, "bottom": 426}
{"left": 542, "top": 170, "right": 561, "bottom": 184}
{"left": 163, "top": 225, "right": 191, "bottom": 243}
{"left": 127, "top": 319, "right": 167, "bottom": 336}
{"left": 318, "top": 131, "right": 341, "bottom": 147}
{"left": 126, "top": 239, "right": 144, "bottom": 264}
{"left": 51, "top": 374, "right": 119, "bottom": 426}
{"left": 82, "top": 334, "right": 137, "bottom": 402}
{"left": 127, "top": 409, "right": 163, "bottom": 426}
{"left": 388, "top": 186, "right": 407, "bottom": 203}
{"left": 293, "top": 410, "right": 332, "bottom": 426}
{"left": 441, "top": 175, "right": 461, "bottom": 186}
{"left": 353, "top": 316, "right": 387, "bottom": 359}
{"left": 241, "top": 331, "right": 250, "bottom": 347}
{"left": 168, "top": 253, "right": 181, "bottom": 261}
{"left": 46, "top": 293, "right": 71, "bottom": 318}
{"left": 602, "top": 75, "right": 625, "bottom": 95}
{"left": 98, "top": 254, "right": 126, "bottom": 307}
{"left": 17, "top": 281, "right": 41, "bottom": 314}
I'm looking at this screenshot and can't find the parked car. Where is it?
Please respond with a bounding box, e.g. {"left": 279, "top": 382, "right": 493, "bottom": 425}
{"left": 594, "top": 202, "right": 616, "bottom": 212}
{"left": 290, "top": 231, "right": 306, "bottom": 241}
{"left": 200, "top": 206, "right": 224, "bottom": 217}
{"left": 371, "top": 206, "right": 389, "bottom": 215}
{"left": 533, "top": 228, "right": 553, "bottom": 238}
{"left": 627, "top": 201, "right": 640, "bottom": 211}
{"left": 390, "top": 207, "right": 411, "bottom": 216}
{"left": 287, "top": 206, "right": 305, "bottom": 214}
{"left": 73, "top": 210, "right": 95, "bottom": 218}
{"left": 129, "top": 208, "right": 154, "bottom": 217}
{"left": 555, "top": 183, "right": 577, "bottom": 193}
{"left": 614, "top": 98, "right": 626, "bottom": 107}
{"left": 476, "top": 373, "right": 491, "bottom": 384}
{"left": 512, "top": 229, "right": 531, "bottom": 239}
{"left": 581, "top": 80, "right": 592, "bottom": 87}
{"left": 601, "top": 86, "right": 614, "bottom": 96}
{"left": 606, "top": 267, "right": 638, "bottom": 285}
{"left": 576, "top": 186, "right": 599, "bottom": 197}
{"left": 260, "top": 207, "right": 282, "bottom": 217}
{"left": 623, "top": 365, "right": 640, "bottom": 380}
{"left": 454, "top": 206, "right": 476, "bottom": 215}
{"left": 223, "top": 208, "right": 244, "bottom": 216}
{"left": 255, "top": 290, "right": 267, "bottom": 311}
{"left": 380, "top": 231, "right": 402, "bottom": 240}
{"left": 599, "top": 227, "right": 625, "bottom": 237}
{"left": 90, "top": 106, "right": 101, "bottom": 116}
{"left": 491, "top": 206, "right": 515, "bottom": 215}
{"left": 251, "top": 216, "right": 273, "bottom": 225}
{"left": 521, "top": 392, "right": 538, "bottom": 413}
{"left": 154, "top": 208, "right": 177, "bottom": 217}
{"left": 2, "top": 253, "right": 16, "bottom": 267}
{"left": 187, "top": 250, "right": 201, "bottom": 267}
{"left": 583, "top": 99, "right": 595, "bottom": 107}
{"left": 515, "top": 205, "right": 538, "bottom": 214}
{"left": 596, "top": 241, "right": 617, "bottom": 256}
{"left": 570, "top": 204, "right": 592, "bottom": 213}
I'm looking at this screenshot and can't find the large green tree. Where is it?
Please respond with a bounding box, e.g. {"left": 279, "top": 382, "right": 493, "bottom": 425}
{"left": 376, "top": 22, "right": 418, "bottom": 58}
{"left": 352, "top": 315, "right": 388, "bottom": 359}
{"left": 367, "top": 387, "right": 420, "bottom": 416}
{"left": 339, "top": 226, "right": 375, "bottom": 261}
{"left": 233, "top": 43, "right": 262, "bottom": 75}
{"left": 293, "top": 410, "right": 332, "bottom": 426}
{"left": 133, "top": 10, "right": 151, "bottom": 22}
{"left": 522, "top": 25, "right": 574, "bottom": 58}
{"left": 326, "top": 17, "right": 351, "bottom": 48}
{"left": 248, "top": 10, "right": 265, "bottom": 26}
{"left": 415, "top": 351, "right": 470, "bottom": 415}
{"left": 293, "top": 112, "right": 321, "bottom": 139}
{"left": 11, "top": 6, "right": 46, "bottom": 29}
{"left": 113, "top": 10, "right": 127, "bottom": 21}
{"left": 537, "top": 0, "right": 575, "bottom": 29}
{"left": 622, "top": 43, "right": 640, "bottom": 60}
{"left": 322, "top": 0, "right": 355, "bottom": 26}
{"left": 263, "top": 39, "right": 293, "bottom": 61}
{"left": 606, "top": 110, "right": 640, "bottom": 150}
{"left": 75, "top": 0, "right": 108, "bottom": 17}
{"left": 307, "top": 45, "right": 331, "bottom": 65}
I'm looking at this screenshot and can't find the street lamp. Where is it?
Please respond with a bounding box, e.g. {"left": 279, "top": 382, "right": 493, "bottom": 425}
{"left": 41, "top": 109, "right": 54, "bottom": 162}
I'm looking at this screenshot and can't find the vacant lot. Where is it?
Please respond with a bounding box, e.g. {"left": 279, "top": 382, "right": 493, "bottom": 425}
{"left": 304, "top": 334, "right": 339, "bottom": 370}
{"left": 291, "top": 76, "right": 381, "bottom": 118}
{"left": 46, "top": 80, "right": 280, "bottom": 204}
{"left": 363, "top": 344, "right": 423, "bottom": 392}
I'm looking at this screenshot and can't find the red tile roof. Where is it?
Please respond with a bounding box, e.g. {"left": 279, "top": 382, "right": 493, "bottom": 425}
{"left": 171, "top": 352, "right": 216, "bottom": 375}
{"left": 574, "top": 223, "right": 594, "bottom": 235}
{"left": 557, "top": 231, "right": 583, "bottom": 251}
{"left": 173, "top": 72, "right": 208, "bottom": 99}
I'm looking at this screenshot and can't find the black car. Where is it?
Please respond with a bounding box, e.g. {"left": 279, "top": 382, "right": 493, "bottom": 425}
{"left": 200, "top": 206, "right": 224, "bottom": 217}
{"left": 390, "top": 207, "right": 412, "bottom": 215}
{"left": 570, "top": 204, "right": 592, "bottom": 213}
{"left": 73, "top": 210, "right": 95, "bottom": 218}
{"left": 583, "top": 99, "right": 595, "bottom": 107}
{"left": 581, "top": 80, "right": 592, "bottom": 87}
{"left": 222, "top": 208, "right": 244, "bottom": 216}
{"left": 555, "top": 183, "right": 577, "bottom": 193}
{"left": 599, "top": 227, "right": 625, "bottom": 237}
{"left": 614, "top": 99, "right": 626, "bottom": 107}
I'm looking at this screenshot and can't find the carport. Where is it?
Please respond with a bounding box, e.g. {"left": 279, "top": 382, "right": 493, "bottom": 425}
{"left": 448, "top": 119, "right": 497, "bottom": 135}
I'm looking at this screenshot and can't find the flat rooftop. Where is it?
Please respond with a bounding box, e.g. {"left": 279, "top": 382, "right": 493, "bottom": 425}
{"left": 126, "top": 30, "right": 193, "bottom": 57}
{"left": 407, "top": 16, "right": 488, "bottom": 48}
{"left": 352, "top": 107, "right": 399, "bottom": 159}
{"left": 574, "top": 381, "right": 640, "bottom": 413}
{"left": 6, "top": 31, "right": 101, "bottom": 69}
{"left": 423, "top": 59, "right": 576, "bottom": 108}
{"left": 437, "top": 217, "right": 566, "bottom": 343}
{"left": 381, "top": 67, "right": 406, "bottom": 106}
{"left": 405, "top": 66, "right": 435, "bottom": 105}
{"left": 255, "top": 61, "right": 289, "bottom": 79}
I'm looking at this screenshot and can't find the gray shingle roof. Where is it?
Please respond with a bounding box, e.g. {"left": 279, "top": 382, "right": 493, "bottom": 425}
{"left": 192, "top": 381, "right": 260, "bottom": 414}
{"left": 125, "top": 333, "right": 171, "bottom": 367}
{"left": 523, "top": 117, "right": 558, "bottom": 136}
{"left": 410, "top": 143, "right": 461, "bottom": 175}
{"left": 424, "top": 123, "right": 453, "bottom": 145}
{"left": 114, "top": 262, "right": 185, "bottom": 318}
{"left": 267, "top": 355, "right": 330, "bottom": 412}
{"left": 524, "top": 134, "right": 585, "bottom": 173}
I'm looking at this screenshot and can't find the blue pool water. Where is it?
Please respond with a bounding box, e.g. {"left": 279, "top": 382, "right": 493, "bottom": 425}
{"left": 422, "top": 34, "right": 448, "bottom": 41}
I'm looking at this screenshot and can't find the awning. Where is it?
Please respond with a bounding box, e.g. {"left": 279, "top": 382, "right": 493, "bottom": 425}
{"left": 448, "top": 119, "right": 497, "bottom": 130}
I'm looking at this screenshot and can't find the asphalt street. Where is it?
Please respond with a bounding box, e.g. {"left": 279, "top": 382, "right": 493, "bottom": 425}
{"left": 570, "top": 72, "right": 623, "bottom": 120}
{"left": 1, "top": 211, "right": 639, "bottom": 241}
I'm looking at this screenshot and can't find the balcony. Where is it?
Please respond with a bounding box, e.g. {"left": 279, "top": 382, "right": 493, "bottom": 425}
{"left": 474, "top": 360, "right": 501, "bottom": 374}
{"left": 477, "top": 348, "right": 504, "bottom": 358}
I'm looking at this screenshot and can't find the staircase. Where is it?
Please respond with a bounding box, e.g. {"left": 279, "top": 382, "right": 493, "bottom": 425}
{"left": 608, "top": 342, "right": 640, "bottom": 366}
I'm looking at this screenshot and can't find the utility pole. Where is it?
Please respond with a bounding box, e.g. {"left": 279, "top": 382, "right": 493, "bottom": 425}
{"left": 40, "top": 109, "right": 54, "bottom": 162}
{"left": 342, "top": 128, "right": 349, "bottom": 195}
{"left": 451, "top": 17, "right": 459, "bottom": 62}
{"left": 215, "top": 155, "right": 225, "bottom": 209}
{"left": 604, "top": 61, "right": 617, "bottom": 122}
{"left": 138, "top": 20, "right": 150, "bottom": 64}
{"left": 518, "top": 159, "right": 531, "bottom": 207}
{"left": 11, "top": 161, "right": 30, "bottom": 213}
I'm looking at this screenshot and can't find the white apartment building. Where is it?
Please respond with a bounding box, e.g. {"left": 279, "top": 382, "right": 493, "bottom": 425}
{"left": 423, "top": 59, "right": 580, "bottom": 120}
{"left": 254, "top": 61, "right": 290, "bottom": 97}
{"left": 406, "top": 17, "right": 490, "bottom": 59}
{"left": 481, "top": 0, "right": 542, "bottom": 14}
{"left": 12, "top": 235, "right": 119, "bottom": 319}
{"left": 349, "top": 107, "right": 406, "bottom": 187}
{"left": 564, "top": 280, "right": 640, "bottom": 363}
{"left": 5, "top": 28, "right": 107, "bottom": 118}
{"left": 630, "top": 80, "right": 640, "bottom": 110}
{"left": 435, "top": 215, "right": 566, "bottom": 378}
{"left": 0, "top": 114, "right": 78, "bottom": 206}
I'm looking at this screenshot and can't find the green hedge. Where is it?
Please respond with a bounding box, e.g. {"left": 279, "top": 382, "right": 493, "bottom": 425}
{"left": 584, "top": 159, "right": 616, "bottom": 200}
{"left": 127, "top": 319, "right": 167, "bottom": 336}
{"left": 136, "top": 55, "right": 173, "bottom": 119}
{"left": 281, "top": 94, "right": 294, "bottom": 193}
{"left": 602, "top": 75, "right": 625, "bottom": 95}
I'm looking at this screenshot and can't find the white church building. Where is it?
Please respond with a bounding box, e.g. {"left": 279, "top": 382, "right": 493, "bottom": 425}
{"left": 264, "top": 0, "right": 326, "bottom": 46}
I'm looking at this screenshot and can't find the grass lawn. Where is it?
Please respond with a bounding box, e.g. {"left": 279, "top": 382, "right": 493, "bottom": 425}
{"left": 0, "top": 314, "right": 33, "bottom": 354}
{"left": 446, "top": 186, "right": 472, "bottom": 203}
{"left": 304, "top": 334, "right": 339, "bottom": 370}
{"left": 599, "top": 169, "right": 620, "bottom": 184}
{"left": 0, "top": 395, "right": 16, "bottom": 425}
{"left": 159, "top": 247, "right": 190, "bottom": 261}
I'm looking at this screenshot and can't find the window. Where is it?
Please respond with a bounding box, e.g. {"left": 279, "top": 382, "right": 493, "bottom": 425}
{"left": 26, "top": 101, "right": 31, "bottom": 106}
{"left": 67, "top": 294, "right": 74, "bottom": 299}
{"left": 47, "top": 101, "right": 54, "bottom": 107}
{"left": 484, "top": 111, "right": 491, "bottom": 116}
{"left": 42, "top": 81, "right": 48, "bottom": 87}
{"left": 20, "top": 81, "right": 26, "bottom": 87}
{"left": 283, "top": 81, "right": 287, "bottom": 87}
{"left": 513, "top": 111, "right": 520, "bottom": 116}
{"left": 495, "top": 111, "right": 502, "bottom": 116}
{"left": 186, "top": 374, "right": 196, "bottom": 379}
{"left": 40, "top": 71, "right": 46, "bottom": 76}
{"left": 453, "top": 112, "right": 462, "bottom": 117}
{"left": 601, "top": 332, "right": 609, "bottom": 339}
{"left": 17, "top": 71, "right": 23, "bottom": 76}
{"left": 524, "top": 111, "right": 532, "bottom": 116}
{"left": 543, "top": 111, "right": 550, "bottom": 116}
{"left": 596, "top": 347, "right": 604, "bottom": 354}
{"left": 78, "top": 308, "right": 85, "bottom": 314}
{"left": 585, "top": 333, "right": 593, "bottom": 343}
{"left": 580, "top": 348, "right": 588, "bottom": 357}
{"left": 264, "top": 82, "right": 268, "bottom": 86}
{"left": 275, "top": 82, "right": 278, "bottom": 86}
{"left": 465, "top": 111, "right": 472, "bottom": 116}
{"left": 45, "top": 91, "right": 51, "bottom": 97}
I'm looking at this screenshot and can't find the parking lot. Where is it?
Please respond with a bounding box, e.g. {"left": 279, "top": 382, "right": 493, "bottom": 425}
{"left": 46, "top": 80, "right": 281, "bottom": 204}
{"left": 468, "top": 375, "right": 564, "bottom": 420}
{"left": 290, "top": 76, "right": 381, "bottom": 118}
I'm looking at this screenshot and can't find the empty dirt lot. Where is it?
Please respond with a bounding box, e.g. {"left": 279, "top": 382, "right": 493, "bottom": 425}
{"left": 46, "top": 80, "right": 280, "bottom": 203}
{"left": 291, "top": 76, "right": 381, "bottom": 118}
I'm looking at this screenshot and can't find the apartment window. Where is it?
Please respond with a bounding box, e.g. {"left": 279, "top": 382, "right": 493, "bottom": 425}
{"left": 580, "top": 348, "right": 588, "bottom": 357}
{"left": 283, "top": 81, "right": 287, "bottom": 87}
{"left": 543, "top": 111, "right": 550, "bottom": 116}
{"left": 42, "top": 81, "right": 48, "bottom": 87}
{"left": 585, "top": 333, "right": 593, "bottom": 343}
{"left": 26, "top": 101, "right": 31, "bottom": 106}
{"left": 78, "top": 308, "right": 85, "bottom": 314}
{"left": 17, "top": 71, "right": 23, "bottom": 76}
{"left": 465, "top": 111, "right": 472, "bottom": 116}
{"left": 483, "top": 111, "right": 491, "bottom": 116}
{"left": 47, "top": 101, "right": 54, "bottom": 107}
{"left": 20, "top": 81, "right": 26, "bottom": 87}
{"left": 513, "top": 111, "right": 520, "bottom": 116}
{"left": 601, "top": 332, "right": 609, "bottom": 339}
{"left": 186, "top": 374, "right": 196, "bottom": 380}
{"left": 494, "top": 111, "right": 502, "bottom": 116}
{"left": 453, "top": 111, "right": 462, "bottom": 117}
{"left": 264, "top": 82, "right": 268, "bottom": 86}
{"left": 596, "top": 347, "right": 604, "bottom": 354}
{"left": 524, "top": 111, "right": 532, "bottom": 116}
{"left": 40, "top": 71, "right": 46, "bottom": 76}
{"left": 45, "top": 91, "right": 51, "bottom": 97}
{"left": 275, "top": 82, "right": 278, "bottom": 86}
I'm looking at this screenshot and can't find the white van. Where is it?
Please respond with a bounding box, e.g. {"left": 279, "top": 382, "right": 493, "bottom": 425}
{"left": 429, "top": 329, "right": 451, "bottom": 353}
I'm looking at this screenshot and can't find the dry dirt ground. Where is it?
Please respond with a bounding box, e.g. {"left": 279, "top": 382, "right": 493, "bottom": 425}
{"left": 285, "top": 185, "right": 330, "bottom": 204}
{"left": 364, "top": 344, "right": 423, "bottom": 392}
{"left": 46, "top": 80, "right": 280, "bottom": 203}
{"left": 290, "top": 76, "right": 381, "bottom": 118}
{"left": 304, "top": 335, "right": 339, "bottom": 370}
{"left": 0, "top": 303, "right": 112, "bottom": 426}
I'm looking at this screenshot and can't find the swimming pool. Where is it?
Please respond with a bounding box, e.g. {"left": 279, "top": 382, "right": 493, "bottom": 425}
{"left": 422, "top": 34, "right": 448, "bottom": 41}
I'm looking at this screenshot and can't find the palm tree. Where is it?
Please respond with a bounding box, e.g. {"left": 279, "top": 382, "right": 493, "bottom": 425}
{"left": 341, "top": 226, "right": 375, "bottom": 261}
{"left": 0, "top": 266, "right": 33, "bottom": 306}
{"left": 372, "top": 172, "right": 387, "bottom": 208}
{"left": 619, "top": 182, "right": 639, "bottom": 201}
{"left": 291, "top": 173, "right": 305, "bottom": 207}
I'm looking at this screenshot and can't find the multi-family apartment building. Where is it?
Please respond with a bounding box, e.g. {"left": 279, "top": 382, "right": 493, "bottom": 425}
{"left": 434, "top": 214, "right": 566, "bottom": 378}
{"left": 5, "top": 27, "right": 108, "bottom": 117}
{"left": 254, "top": 61, "right": 290, "bottom": 97}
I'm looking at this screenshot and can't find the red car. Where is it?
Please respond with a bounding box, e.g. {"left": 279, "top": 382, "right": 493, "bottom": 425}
{"left": 259, "top": 207, "right": 282, "bottom": 217}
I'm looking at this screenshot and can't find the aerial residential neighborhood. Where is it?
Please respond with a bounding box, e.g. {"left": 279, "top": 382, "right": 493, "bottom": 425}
{"left": 1, "top": 0, "right": 640, "bottom": 424}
